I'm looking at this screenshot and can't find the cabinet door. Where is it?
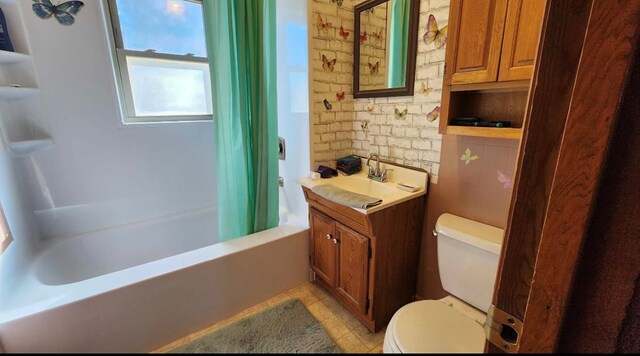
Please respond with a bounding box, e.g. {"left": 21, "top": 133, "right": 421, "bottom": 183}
{"left": 310, "top": 209, "right": 337, "bottom": 287}
{"left": 446, "top": 0, "right": 509, "bottom": 84}
{"left": 498, "top": 0, "right": 546, "bottom": 81}
{"left": 335, "top": 223, "right": 370, "bottom": 314}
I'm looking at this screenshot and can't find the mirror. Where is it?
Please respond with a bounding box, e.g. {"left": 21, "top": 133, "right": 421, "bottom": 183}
{"left": 354, "top": 0, "right": 419, "bottom": 98}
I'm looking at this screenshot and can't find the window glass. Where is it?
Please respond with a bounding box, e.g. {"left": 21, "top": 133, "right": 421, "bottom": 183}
{"left": 115, "top": 0, "right": 207, "bottom": 57}
{"left": 126, "top": 56, "right": 212, "bottom": 117}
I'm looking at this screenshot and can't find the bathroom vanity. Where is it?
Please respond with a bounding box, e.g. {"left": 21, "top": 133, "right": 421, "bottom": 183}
{"left": 298, "top": 160, "right": 428, "bottom": 332}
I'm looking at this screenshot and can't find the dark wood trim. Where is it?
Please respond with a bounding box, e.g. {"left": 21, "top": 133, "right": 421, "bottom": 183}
{"left": 559, "top": 37, "right": 640, "bottom": 353}
{"left": 518, "top": 1, "right": 640, "bottom": 351}
{"left": 491, "top": 0, "right": 592, "bottom": 324}
{"left": 353, "top": 0, "right": 419, "bottom": 98}
{"left": 489, "top": 0, "right": 640, "bottom": 353}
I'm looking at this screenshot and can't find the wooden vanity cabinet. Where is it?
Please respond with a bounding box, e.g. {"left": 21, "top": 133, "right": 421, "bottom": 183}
{"left": 304, "top": 187, "right": 425, "bottom": 332}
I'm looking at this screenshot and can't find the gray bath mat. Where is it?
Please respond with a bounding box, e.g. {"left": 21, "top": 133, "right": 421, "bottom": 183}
{"left": 169, "top": 299, "right": 342, "bottom": 353}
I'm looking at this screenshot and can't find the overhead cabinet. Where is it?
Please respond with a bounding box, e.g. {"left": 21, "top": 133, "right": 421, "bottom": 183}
{"left": 440, "top": 0, "right": 546, "bottom": 139}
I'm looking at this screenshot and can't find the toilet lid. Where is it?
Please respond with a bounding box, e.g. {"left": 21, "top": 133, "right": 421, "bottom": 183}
{"left": 392, "top": 300, "right": 486, "bottom": 353}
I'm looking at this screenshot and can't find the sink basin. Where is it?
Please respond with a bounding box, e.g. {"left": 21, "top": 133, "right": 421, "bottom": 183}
{"left": 297, "top": 159, "right": 428, "bottom": 214}
{"left": 328, "top": 175, "right": 394, "bottom": 197}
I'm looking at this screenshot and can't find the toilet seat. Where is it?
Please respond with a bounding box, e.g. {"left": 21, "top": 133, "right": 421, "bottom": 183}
{"left": 387, "top": 299, "right": 486, "bottom": 353}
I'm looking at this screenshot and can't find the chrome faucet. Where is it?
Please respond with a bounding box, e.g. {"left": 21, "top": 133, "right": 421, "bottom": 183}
{"left": 366, "top": 153, "right": 392, "bottom": 182}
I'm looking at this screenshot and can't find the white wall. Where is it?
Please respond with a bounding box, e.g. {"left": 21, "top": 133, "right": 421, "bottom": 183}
{"left": 276, "top": 0, "right": 310, "bottom": 224}
{"left": 12, "top": 0, "right": 217, "bottom": 239}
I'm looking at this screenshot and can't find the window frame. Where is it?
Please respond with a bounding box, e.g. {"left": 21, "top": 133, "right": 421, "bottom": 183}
{"left": 106, "top": 0, "right": 213, "bottom": 124}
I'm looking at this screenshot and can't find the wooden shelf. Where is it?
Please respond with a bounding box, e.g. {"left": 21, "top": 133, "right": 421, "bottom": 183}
{"left": 7, "top": 138, "right": 54, "bottom": 158}
{"left": 450, "top": 80, "right": 530, "bottom": 93}
{"left": 0, "top": 50, "right": 31, "bottom": 64}
{"left": 0, "top": 86, "right": 38, "bottom": 100}
{"left": 446, "top": 126, "right": 522, "bottom": 140}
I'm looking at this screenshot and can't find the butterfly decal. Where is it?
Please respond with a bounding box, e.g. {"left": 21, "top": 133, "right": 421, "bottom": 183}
{"left": 371, "top": 29, "right": 383, "bottom": 44}
{"left": 394, "top": 107, "right": 408, "bottom": 120}
{"left": 317, "top": 15, "right": 332, "bottom": 33}
{"left": 331, "top": 0, "right": 344, "bottom": 6}
{"left": 460, "top": 148, "right": 479, "bottom": 165}
{"left": 322, "top": 54, "right": 337, "bottom": 72}
{"left": 426, "top": 106, "right": 440, "bottom": 122}
{"left": 363, "top": 8, "right": 375, "bottom": 15}
{"left": 32, "top": 0, "right": 84, "bottom": 26}
{"left": 323, "top": 99, "right": 332, "bottom": 111}
{"left": 338, "top": 26, "right": 350, "bottom": 40}
{"left": 360, "top": 31, "right": 368, "bottom": 43}
{"left": 497, "top": 170, "right": 512, "bottom": 189}
{"left": 424, "top": 14, "right": 447, "bottom": 48}
{"left": 366, "top": 106, "right": 374, "bottom": 113}
{"left": 361, "top": 122, "right": 369, "bottom": 132}
{"left": 419, "top": 82, "right": 433, "bottom": 95}
{"left": 336, "top": 92, "right": 346, "bottom": 101}
{"left": 368, "top": 61, "right": 380, "bottom": 75}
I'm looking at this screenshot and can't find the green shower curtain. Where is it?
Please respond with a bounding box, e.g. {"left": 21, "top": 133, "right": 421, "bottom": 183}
{"left": 388, "top": 0, "right": 410, "bottom": 87}
{"left": 203, "top": 0, "right": 279, "bottom": 241}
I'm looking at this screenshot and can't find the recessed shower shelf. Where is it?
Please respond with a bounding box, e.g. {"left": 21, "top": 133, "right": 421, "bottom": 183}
{"left": 0, "top": 50, "right": 31, "bottom": 64}
{"left": 0, "top": 86, "right": 38, "bottom": 100}
{"left": 7, "top": 138, "right": 54, "bottom": 158}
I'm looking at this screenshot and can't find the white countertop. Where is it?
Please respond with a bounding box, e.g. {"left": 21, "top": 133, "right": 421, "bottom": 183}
{"left": 297, "top": 158, "right": 429, "bottom": 214}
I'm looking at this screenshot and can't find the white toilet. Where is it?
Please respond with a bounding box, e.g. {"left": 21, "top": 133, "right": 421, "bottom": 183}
{"left": 383, "top": 213, "right": 505, "bottom": 353}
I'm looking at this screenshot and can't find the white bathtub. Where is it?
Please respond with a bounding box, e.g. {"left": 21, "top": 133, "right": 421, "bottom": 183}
{"left": 0, "top": 208, "right": 310, "bottom": 352}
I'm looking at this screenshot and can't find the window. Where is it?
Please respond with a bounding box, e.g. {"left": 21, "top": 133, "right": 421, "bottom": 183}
{"left": 108, "top": 0, "right": 212, "bottom": 123}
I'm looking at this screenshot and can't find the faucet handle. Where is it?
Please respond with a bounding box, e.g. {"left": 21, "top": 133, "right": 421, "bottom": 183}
{"left": 380, "top": 169, "right": 393, "bottom": 182}
{"left": 368, "top": 165, "right": 376, "bottom": 177}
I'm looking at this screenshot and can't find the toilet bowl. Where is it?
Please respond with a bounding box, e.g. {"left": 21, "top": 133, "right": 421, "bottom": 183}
{"left": 383, "top": 214, "right": 504, "bottom": 353}
{"left": 383, "top": 296, "right": 486, "bottom": 353}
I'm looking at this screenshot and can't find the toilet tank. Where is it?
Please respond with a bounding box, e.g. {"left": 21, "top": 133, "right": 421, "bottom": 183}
{"left": 435, "top": 214, "right": 505, "bottom": 313}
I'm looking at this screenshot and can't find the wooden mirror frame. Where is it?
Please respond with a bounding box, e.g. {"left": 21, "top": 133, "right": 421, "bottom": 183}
{"left": 353, "top": 0, "right": 420, "bottom": 98}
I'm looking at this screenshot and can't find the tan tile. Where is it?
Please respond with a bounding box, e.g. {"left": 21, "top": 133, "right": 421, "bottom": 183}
{"left": 336, "top": 332, "right": 370, "bottom": 353}
{"left": 369, "top": 343, "right": 384, "bottom": 353}
{"left": 305, "top": 300, "right": 334, "bottom": 322}
{"left": 319, "top": 313, "right": 351, "bottom": 341}
{"left": 289, "top": 287, "right": 320, "bottom": 307}
{"left": 320, "top": 296, "right": 362, "bottom": 330}
{"left": 352, "top": 323, "right": 386, "bottom": 349}
{"left": 263, "top": 291, "right": 296, "bottom": 308}
{"left": 308, "top": 282, "right": 333, "bottom": 300}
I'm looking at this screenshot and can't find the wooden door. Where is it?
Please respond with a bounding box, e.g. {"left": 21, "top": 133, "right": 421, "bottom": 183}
{"left": 335, "top": 223, "right": 370, "bottom": 314}
{"left": 486, "top": 0, "right": 640, "bottom": 353}
{"left": 498, "top": 0, "right": 546, "bottom": 81}
{"left": 446, "top": 0, "right": 509, "bottom": 84}
{"left": 310, "top": 209, "right": 337, "bottom": 287}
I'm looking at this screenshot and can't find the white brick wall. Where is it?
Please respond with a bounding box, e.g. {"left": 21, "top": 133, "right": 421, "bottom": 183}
{"left": 311, "top": 0, "right": 448, "bottom": 181}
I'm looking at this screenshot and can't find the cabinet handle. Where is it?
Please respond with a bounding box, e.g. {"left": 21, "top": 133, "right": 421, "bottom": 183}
{"left": 326, "top": 234, "right": 331, "bottom": 240}
{"left": 332, "top": 238, "right": 339, "bottom": 244}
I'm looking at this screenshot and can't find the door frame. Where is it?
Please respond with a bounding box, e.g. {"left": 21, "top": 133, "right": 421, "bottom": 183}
{"left": 488, "top": 0, "right": 640, "bottom": 353}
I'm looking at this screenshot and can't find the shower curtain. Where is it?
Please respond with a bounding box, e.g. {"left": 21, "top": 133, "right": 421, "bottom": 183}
{"left": 203, "top": 0, "right": 279, "bottom": 241}
{"left": 388, "top": 0, "right": 410, "bottom": 87}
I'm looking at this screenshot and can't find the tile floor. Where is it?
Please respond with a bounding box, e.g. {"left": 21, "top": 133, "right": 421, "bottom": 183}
{"left": 153, "top": 282, "right": 385, "bottom": 353}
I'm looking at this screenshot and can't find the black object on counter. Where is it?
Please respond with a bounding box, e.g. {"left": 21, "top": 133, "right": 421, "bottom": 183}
{"left": 316, "top": 165, "right": 338, "bottom": 178}
{"left": 0, "top": 7, "right": 14, "bottom": 52}
{"left": 336, "top": 155, "right": 362, "bottom": 175}
{"left": 451, "top": 117, "right": 511, "bottom": 128}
